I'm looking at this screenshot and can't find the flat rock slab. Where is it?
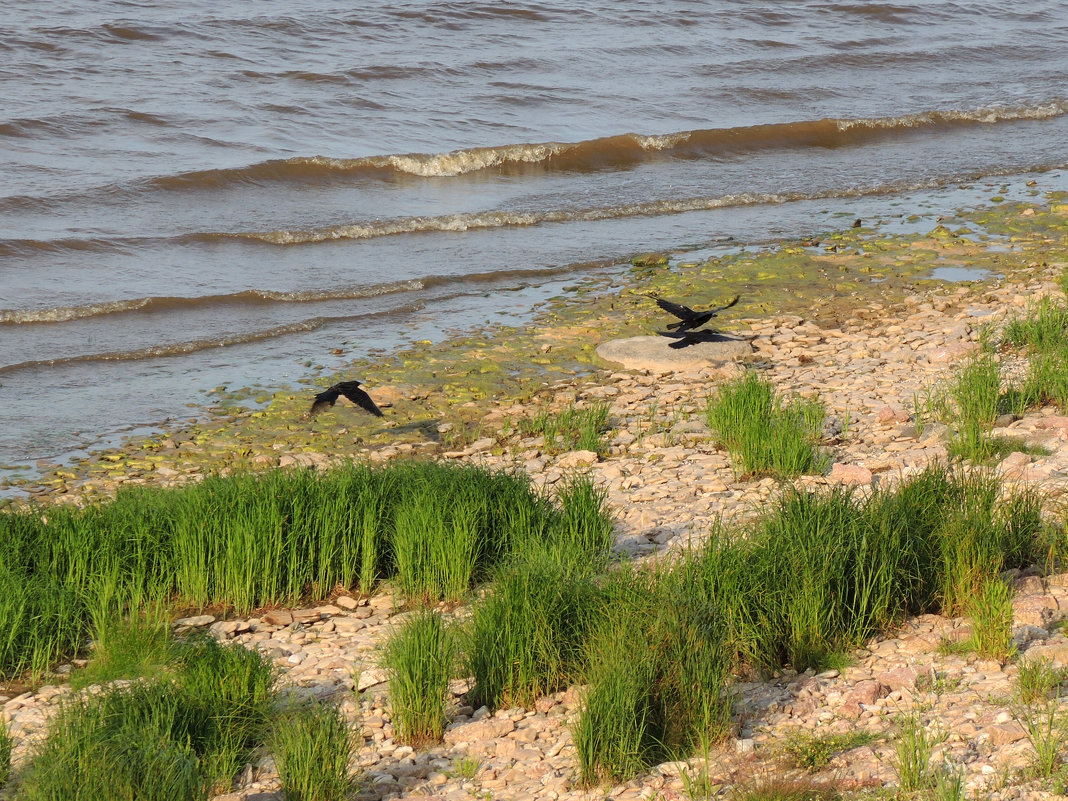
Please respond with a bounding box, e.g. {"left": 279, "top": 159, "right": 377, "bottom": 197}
{"left": 596, "top": 335, "right": 753, "bottom": 372}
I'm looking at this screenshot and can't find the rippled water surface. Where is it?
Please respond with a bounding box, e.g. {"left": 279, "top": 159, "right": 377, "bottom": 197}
{"left": 3, "top": 0, "right": 1068, "bottom": 471}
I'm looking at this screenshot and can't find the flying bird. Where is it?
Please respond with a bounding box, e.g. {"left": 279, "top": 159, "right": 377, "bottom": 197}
{"left": 308, "top": 380, "right": 383, "bottom": 418}
{"left": 653, "top": 294, "right": 740, "bottom": 332}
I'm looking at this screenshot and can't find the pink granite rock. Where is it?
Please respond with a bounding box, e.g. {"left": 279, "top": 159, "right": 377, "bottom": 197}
{"left": 829, "top": 463, "right": 874, "bottom": 485}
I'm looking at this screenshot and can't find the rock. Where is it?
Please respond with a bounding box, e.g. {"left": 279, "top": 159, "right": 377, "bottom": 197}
{"left": 845, "top": 680, "right": 890, "bottom": 706}
{"left": 357, "top": 667, "right": 389, "bottom": 691}
{"left": 444, "top": 717, "right": 517, "bottom": 745}
{"left": 595, "top": 336, "right": 752, "bottom": 372}
{"left": 262, "top": 610, "right": 293, "bottom": 626}
{"left": 983, "top": 722, "right": 1027, "bottom": 746}
{"left": 876, "top": 406, "right": 910, "bottom": 423}
{"left": 998, "top": 451, "right": 1032, "bottom": 477}
{"left": 734, "top": 738, "right": 755, "bottom": 754}
{"left": 209, "top": 620, "right": 241, "bottom": 638}
{"left": 1033, "top": 416, "right": 1068, "bottom": 431}
{"left": 174, "top": 614, "right": 215, "bottom": 628}
{"left": 556, "top": 450, "right": 599, "bottom": 468}
{"left": 1018, "top": 641, "right": 1068, "bottom": 667}
{"left": 828, "top": 463, "right": 874, "bottom": 486}
{"left": 335, "top": 595, "right": 361, "bottom": 610}
{"left": 1013, "top": 624, "right": 1049, "bottom": 648}
{"left": 876, "top": 667, "right": 919, "bottom": 691}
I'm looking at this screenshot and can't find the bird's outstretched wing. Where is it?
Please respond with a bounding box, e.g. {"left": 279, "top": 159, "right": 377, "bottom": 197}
{"left": 308, "top": 387, "right": 341, "bottom": 417}
{"left": 711, "top": 295, "right": 740, "bottom": 314}
{"left": 653, "top": 296, "right": 698, "bottom": 322}
{"left": 307, "top": 380, "right": 384, "bottom": 418}
{"left": 334, "top": 380, "right": 384, "bottom": 417}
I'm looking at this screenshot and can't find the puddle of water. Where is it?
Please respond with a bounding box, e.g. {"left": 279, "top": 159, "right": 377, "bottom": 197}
{"left": 928, "top": 265, "right": 1000, "bottom": 282}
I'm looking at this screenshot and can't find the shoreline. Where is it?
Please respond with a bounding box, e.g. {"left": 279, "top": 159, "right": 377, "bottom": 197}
{"left": 8, "top": 183, "right": 1068, "bottom": 507}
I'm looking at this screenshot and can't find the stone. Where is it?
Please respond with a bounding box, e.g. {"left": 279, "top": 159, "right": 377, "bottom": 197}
{"left": 845, "top": 680, "right": 890, "bottom": 706}
{"left": 356, "top": 667, "right": 389, "bottom": 691}
{"left": 595, "top": 336, "right": 752, "bottom": 372}
{"left": 174, "top": 614, "right": 215, "bottom": 628}
{"left": 828, "top": 463, "right": 873, "bottom": 486}
{"left": 876, "top": 405, "right": 910, "bottom": 423}
{"left": 556, "top": 450, "right": 599, "bottom": 468}
{"left": 983, "top": 722, "right": 1027, "bottom": 746}
{"left": 444, "top": 717, "right": 517, "bottom": 746}
{"left": 261, "top": 610, "right": 293, "bottom": 626}
{"left": 1033, "top": 416, "right": 1068, "bottom": 431}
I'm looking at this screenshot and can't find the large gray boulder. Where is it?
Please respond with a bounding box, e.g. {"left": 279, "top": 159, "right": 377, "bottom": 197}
{"left": 595, "top": 334, "right": 753, "bottom": 372}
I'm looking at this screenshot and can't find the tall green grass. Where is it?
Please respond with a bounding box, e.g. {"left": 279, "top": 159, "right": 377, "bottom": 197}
{"left": 466, "top": 543, "right": 602, "bottom": 711}
{"left": 945, "top": 354, "right": 1019, "bottom": 461}
{"left": 71, "top": 609, "right": 176, "bottom": 690}
{"left": 0, "top": 718, "right": 10, "bottom": 791}
{"left": 567, "top": 465, "right": 1045, "bottom": 786}
{"left": 573, "top": 565, "right": 732, "bottom": 786}
{"left": 15, "top": 636, "right": 276, "bottom": 801}
{"left": 912, "top": 295, "right": 1068, "bottom": 457}
{"left": 893, "top": 712, "right": 939, "bottom": 792}
{"left": 705, "top": 372, "right": 827, "bottom": 478}
{"left": 1005, "top": 296, "right": 1068, "bottom": 353}
{"left": 686, "top": 467, "right": 1041, "bottom": 674}
{"left": 383, "top": 609, "right": 456, "bottom": 745}
{"left": 965, "top": 578, "right": 1016, "bottom": 661}
{"left": 1004, "top": 295, "right": 1068, "bottom": 411}
{"left": 466, "top": 474, "right": 614, "bottom": 710}
{"left": 1019, "top": 700, "right": 1067, "bottom": 779}
{"left": 0, "top": 461, "right": 604, "bottom": 679}
{"left": 270, "top": 701, "right": 355, "bottom": 801}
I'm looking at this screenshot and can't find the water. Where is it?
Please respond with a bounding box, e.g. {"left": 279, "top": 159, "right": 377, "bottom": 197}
{"left": 3, "top": 0, "right": 1068, "bottom": 475}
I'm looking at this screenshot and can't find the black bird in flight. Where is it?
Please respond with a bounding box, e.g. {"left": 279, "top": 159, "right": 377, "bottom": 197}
{"left": 308, "top": 380, "right": 383, "bottom": 418}
{"left": 653, "top": 294, "right": 740, "bottom": 332}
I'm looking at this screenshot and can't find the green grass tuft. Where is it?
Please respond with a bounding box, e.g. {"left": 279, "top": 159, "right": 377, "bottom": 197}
{"left": 270, "top": 701, "right": 355, "bottom": 801}
{"left": 705, "top": 372, "right": 827, "bottom": 479}
{"left": 893, "top": 712, "right": 940, "bottom": 792}
{"left": 71, "top": 610, "right": 176, "bottom": 690}
{"left": 573, "top": 564, "right": 732, "bottom": 787}
{"left": 1017, "top": 657, "right": 1068, "bottom": 705}
{"left": 779, "top": 730, "right": 881, "bottom": 771}
{"left": 17, "top": 636, "right": 275, "bottom": 800}
{"left": 965, "top": 577, "right": 1016, "bottom": 661}
{"left": 0, "top": 718, "right": 10, "bottom": 791}
{"left": 945, "top": 354, "right": 1023, "bottom": 461}
{"left": 518, "top": 401, "right": 612, "bottom": 455}
{"left": 383, "top": 609, "right": 456, "bottom": 746}
{"left": 1019, "top": 700, "right": 1067, "bottom": 779}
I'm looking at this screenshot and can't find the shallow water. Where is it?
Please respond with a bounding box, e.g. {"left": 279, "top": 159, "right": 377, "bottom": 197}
{"left": 3, "top": 0, "right": 1068, "bottom": 475}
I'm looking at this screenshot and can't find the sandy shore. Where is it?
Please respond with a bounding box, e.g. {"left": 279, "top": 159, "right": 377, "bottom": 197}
{"left": 8, "top": 188, "right": 1068, "bottom": 799}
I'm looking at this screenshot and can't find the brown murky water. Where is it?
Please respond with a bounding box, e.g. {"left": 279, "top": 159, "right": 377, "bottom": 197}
{"left": 3, "top": 0, "right": 1068, "bottom": 473}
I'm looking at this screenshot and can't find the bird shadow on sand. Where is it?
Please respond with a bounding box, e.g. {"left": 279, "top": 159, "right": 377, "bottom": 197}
{"left": 656, "top": 329, "right": 755, "bottom": 349}
{"left": 386, "top": 419, "right": 443, "bottom": 441}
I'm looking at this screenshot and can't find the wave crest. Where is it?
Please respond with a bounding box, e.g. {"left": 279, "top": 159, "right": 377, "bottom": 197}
{"left": 152, "top": 101, "right": 1068, "bottom": 189}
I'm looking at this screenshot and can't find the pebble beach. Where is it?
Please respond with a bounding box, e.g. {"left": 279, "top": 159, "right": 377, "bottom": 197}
{"left": 8, "top": 194, "right": 1068, "bottom": 799}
